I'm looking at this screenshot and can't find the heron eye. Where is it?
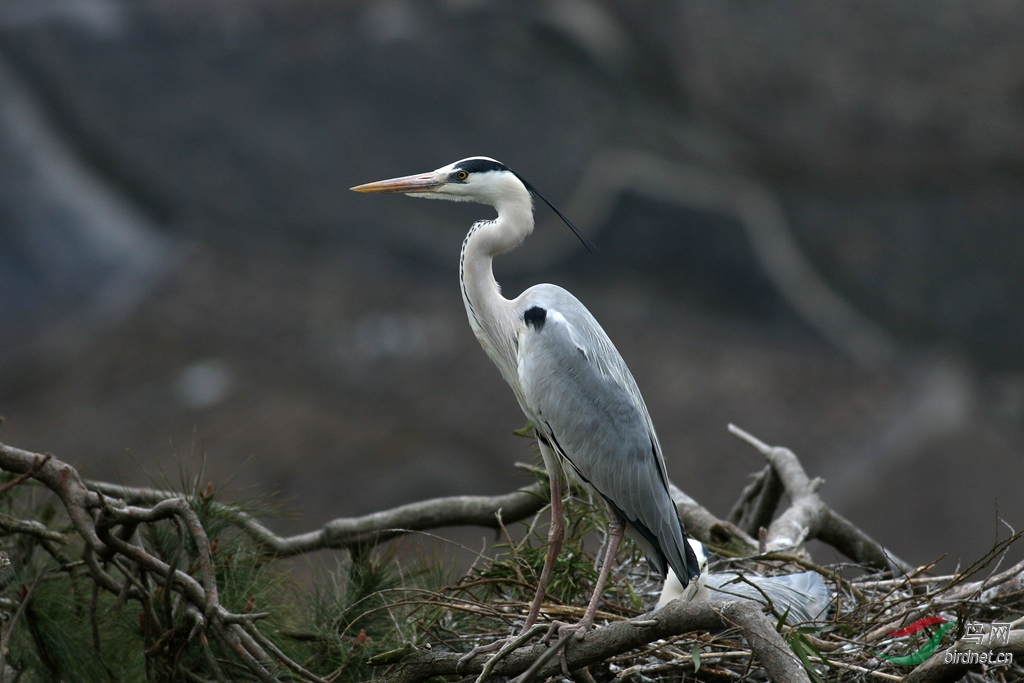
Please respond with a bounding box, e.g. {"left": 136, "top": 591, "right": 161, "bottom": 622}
{"left": 456, "top": 171, "right": 469, "bottom": 181}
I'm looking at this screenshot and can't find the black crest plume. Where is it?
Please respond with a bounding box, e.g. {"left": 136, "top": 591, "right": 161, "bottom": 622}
{"left": 507, "top": 167, "right": 597, "bottom": 253}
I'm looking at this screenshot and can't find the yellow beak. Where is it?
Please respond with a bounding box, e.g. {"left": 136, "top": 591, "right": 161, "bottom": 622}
{"left": 350, "top": 172, "right": 443, "bottom": 194}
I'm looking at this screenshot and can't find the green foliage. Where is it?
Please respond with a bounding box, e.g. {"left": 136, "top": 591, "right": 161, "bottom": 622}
{"left": 303, "top": 547, "right": 419, "bottom": 679}
{"left": 476, "top": 534, "right": 599, "bottom": 606}
{"left": 9, "top": 568, "right": 146, "bottom": 680}
{"left": 784, "top": 629, "right": 833, "bottom": 683}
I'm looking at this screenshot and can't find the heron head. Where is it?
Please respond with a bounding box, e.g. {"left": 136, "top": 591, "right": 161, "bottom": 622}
{"left": 350, "top": 157, "right": 524, "bottom": 205}
{"left": 352, "top": 157, "right": 596, "bottom": 252}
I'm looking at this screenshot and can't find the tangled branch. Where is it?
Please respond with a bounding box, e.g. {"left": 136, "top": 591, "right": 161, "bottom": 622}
{"left": 0, "top": 441, "right": 325, "bottom": 682}
{"left": 2, "top": 426, "right": 1023, "bottom": 682}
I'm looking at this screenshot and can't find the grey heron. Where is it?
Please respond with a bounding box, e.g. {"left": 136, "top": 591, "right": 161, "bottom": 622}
{"left": 352, "top": 157, "right": 701, "bottom": 637}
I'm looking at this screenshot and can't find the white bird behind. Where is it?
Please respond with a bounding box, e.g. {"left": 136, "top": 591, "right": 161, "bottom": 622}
{"left": 657, "top": 540, "right": 832, "bottom": 624}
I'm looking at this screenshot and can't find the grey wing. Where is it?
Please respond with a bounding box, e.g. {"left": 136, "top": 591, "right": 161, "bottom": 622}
{"left": 705, "top": 571, "right": 832, "bottom": 623}
{"left": 517, "top": 298, "right": 700, "bottom": 583}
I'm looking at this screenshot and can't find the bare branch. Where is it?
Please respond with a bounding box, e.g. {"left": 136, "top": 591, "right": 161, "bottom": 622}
{"left": 0, "top": 440, "right": 318, "bottom": 681}
{"left": 257, "top": 485, "right": 546, "bottom": 555}
{"left": 87, "top": 479, "right": 546, "bottom": 556}
{"left": 0, "top": 442, "right": 106, "bottom": 552}
{"left": 13, "top": 433, "right": 1015, "bottom": 682}
{"left": 933, "top": 544, "right": 1024, "bottom": 605}
{"left": 0, "top": 453, "right": 51, "bottom": 497}
{"left": 0, "top": 514, "right": 68, "bottom": 544}
{"left": 728, "top": 424, "right": 913, "bottom": 574}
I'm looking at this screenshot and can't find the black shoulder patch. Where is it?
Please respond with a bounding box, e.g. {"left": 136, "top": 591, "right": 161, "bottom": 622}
{"left": 524, "top": 306, "right": 546, "bottom": 330}
{"left": 454, "top": 158, "right": 508, "bottom": 175}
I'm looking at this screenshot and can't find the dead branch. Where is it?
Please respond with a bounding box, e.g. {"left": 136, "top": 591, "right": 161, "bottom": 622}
{"left": 939, "top": 553, "right": 1024, "bottom": 605}
{"left": 728, "top": 424, "right": 914, "bottom": 574}
{"left": 373, "top": 600, "right": 809, "bottom": 683}
{"left": 0, "top": 515, "right": 68, "bottom": 544}
{"left": 0, "top": 444, "right": 105, "bottom": 553}
{"left": 86, "top": 479, "right": 546, "bottom": 557}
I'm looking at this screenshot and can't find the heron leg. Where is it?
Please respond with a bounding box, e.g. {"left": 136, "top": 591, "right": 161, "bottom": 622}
{"left": 523, "top": 471, "right": 565, "bottom": 630}
{"left": 548, "top": 511, "right": 624, "bottom": 641}
{"left": 579, "top": 512, "right": 624, "bottom": 630}
{"left": 457, "top": 461, "right": 565, "bottom": 668}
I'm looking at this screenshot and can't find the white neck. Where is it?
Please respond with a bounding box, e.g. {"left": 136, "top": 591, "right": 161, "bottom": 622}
{"left": 459, "top": 184, "right": 534, "bottom": 384}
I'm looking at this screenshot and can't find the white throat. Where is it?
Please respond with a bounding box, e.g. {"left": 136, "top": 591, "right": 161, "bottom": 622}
{"left": 458, "top": 176, "right": 534, "bottom": 387}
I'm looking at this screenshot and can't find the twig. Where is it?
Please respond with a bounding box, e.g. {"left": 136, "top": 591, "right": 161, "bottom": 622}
{"left": 0, "top": 454, "right": 51, "bottom": 497}
{"left": 511, "top": 631, "right": 573, "bottom": 683}
{"left": 822, "top": 659, "right": 902, "bottom": 681}
{"left": 758, "top": 551, "right": 867, "bottom": 604}
{"left": 471, "top": 623, "right": 547, "bottom": 683}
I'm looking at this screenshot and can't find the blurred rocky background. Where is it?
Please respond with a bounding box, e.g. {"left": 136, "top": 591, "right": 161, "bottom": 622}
{"left": 1, "top": 0, "right": 1022, "bottom": 571}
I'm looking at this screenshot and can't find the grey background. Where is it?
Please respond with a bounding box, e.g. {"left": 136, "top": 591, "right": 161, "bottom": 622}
{"left": 1, "top": 0, "right": 1022, "bottom": 571}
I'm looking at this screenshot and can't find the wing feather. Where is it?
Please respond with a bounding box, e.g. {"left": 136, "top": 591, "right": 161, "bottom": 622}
{"left": 516, "top": 287, "right": 700, "bottom": 582}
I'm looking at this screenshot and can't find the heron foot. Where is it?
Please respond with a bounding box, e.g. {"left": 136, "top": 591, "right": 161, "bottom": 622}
{"left": 545, "top": 618, "right": 594, "bottom": 643}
